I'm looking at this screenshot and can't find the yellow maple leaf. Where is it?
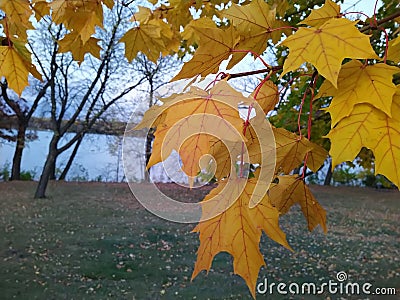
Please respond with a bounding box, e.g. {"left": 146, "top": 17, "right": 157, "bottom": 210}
{"left": 243, "top": 104, "right": 277, "bottom": 207}
{"left": 0, "top": 14, "right": 32, "bottom": 41}
{"left": 369, "top": 86, "right": 400, "bottom": 188}
{"left": 306, "top": 143, "right": 329, "bottom": 174}
{"left": 181, "top": 18, "right": 218, "bottom": 46}
{"left": 127, "top": 7, "right": 181, "bottom": 59}
{"left": 32, "top": 0, "right": 50, "bottom": 21}
{"left": 0, "top": 0, "right": 32, "bottom": 36}
{"left": 327, "top": 88, "right": 400, "bottom": 188}
{"left": 273, "top": 127, "right": 327, "bottom": 174}
{"left": 10, "top": 39, "right": 42, "bottom": 80}
{"left": 327, "top": 104, "right": 379, "bottom": 167}
{"left": 121, "top": 22, "right": 163, "bottom": 63}
{"left": 199, "top": 138, "right": 232, "bottom": 180}
{"left": 269, "top": 175, "right": 327, "bottom": 232}
{"left": 387, "top": 36, "right": 400, "bottom": 63}
{"left": 249, "top": 189, "right": 292, "bottom": 252}
{"left": 49, "top": 0, "right": 67, "bottom": 23}
{"left": 162, "top": 82, "right": 246, "bottom": 133}
{"left": 133, "top": 6, "right": 153, "bottom": 24}
{"left": 121, "top": 18, "right": 178, "bottom": 63}
{"left": 269, "top": 0, "right": 290, "bottom": 16}
{"left": 0, "top": 45, "right": 41, "bottom": 96}
{"left": 50, "top": 0, "right": 104, "bottom": 44}
{"left": 281, "top": 18, "right": 379, "bottom": 88}
{"left": 316, "top": 60, "right": 398, "bottom": 125}
{"left": 250, "top": 80, "right": 279, "bottom": 114}
{"left": 197, "top": 100, "right": 276, "bottom": 185}
{"left": 371, "top": 88, "right": 400, "bottom": 188}
{"left": 193, "top": 177, "right": 290, "bottom": 298}
{"left": 70, "top": 9, "right": 103, "bottom": 44}
{"left": 222, "top": 0, "right": 291, "bottom": 69}
{"left": 58, "top": 33, "right": 101, "bottom": 63}
{"left": 299, "top": 0, "right": 341, "bottom": 28}
{"left": 172, "top": 26, "right": 240, "bottom": 81}
{"left": 150, "top": 19, "right": 180, "bottom": 56}
{"left": 0, "top": 39, "right": 42, "bottom": 96}
{"left": 158, "top": 0, "right": 193, "bottom": 30}
{"left": 245, "top": 122, "right": 274, "bottom": 165}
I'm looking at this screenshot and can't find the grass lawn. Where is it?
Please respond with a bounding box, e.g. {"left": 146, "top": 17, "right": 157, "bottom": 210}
{"left": 0, "top": 181, "right": 399, "bottom": 299}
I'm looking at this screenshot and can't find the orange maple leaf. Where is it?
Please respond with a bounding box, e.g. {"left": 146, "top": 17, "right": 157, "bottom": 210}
{"left": 140, "top": 82, "right": 247, "bottom": 184}
{"left": 199, "top": 137, "right": 232, "bottom": 180}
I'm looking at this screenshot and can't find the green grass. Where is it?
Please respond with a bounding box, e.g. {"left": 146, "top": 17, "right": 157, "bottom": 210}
{"left": 0, "top": 182, "right": 399, "bottom": 299}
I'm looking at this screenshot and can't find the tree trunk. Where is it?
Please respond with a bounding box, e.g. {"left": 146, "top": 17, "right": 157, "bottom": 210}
{"left": 144, "top": 130, "right": 154, "bottom": 182}
{"left": 59, "top": 135, "right": 84, "bottom": 181}
{"left": 34, "top": 136, "right": 59, "bottom": 198}
{"left": 144, "top": 84, "right": 154, "bottom": 183}
{"left": 324, "top": 161, "right": 333, "bottom": 186}
{"left": 10, "top": 123, "right": 27, "bottom": 180}
{"left": 49, "top": 158, "right": 57, "bottom": 180}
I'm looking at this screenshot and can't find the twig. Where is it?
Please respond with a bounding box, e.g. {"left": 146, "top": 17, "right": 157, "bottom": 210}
{"left": 222, "top": 66, "right": 282, "bottom": 80}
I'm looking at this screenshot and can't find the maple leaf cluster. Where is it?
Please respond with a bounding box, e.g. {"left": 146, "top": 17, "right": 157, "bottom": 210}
{"left": 0, "top": 0, "right": 399, "bottom": 298}
{"left": 132, "top": 0, "right": 399, "bottom": 296}
{"left": 135, "top": 78, "right": 328, "bottom": 297}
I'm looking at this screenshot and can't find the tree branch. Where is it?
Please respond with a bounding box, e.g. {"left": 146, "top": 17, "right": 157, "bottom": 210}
{"left": 0, "top": 82, "right": 23, "bottom": 119}
{"left": 26, "top": 81, "right": 51, "bottom": 120}
{"left": 223, "top": 66, "right": 282, "bottom": 80}
{"left": 57, "top": 76, "right": 146, "bottom": 153}
{"left": 60, "top": 15, "right": 122, "bottom": 136}
{"left": 360, "top": 10, "right": 400, "bottom": 33}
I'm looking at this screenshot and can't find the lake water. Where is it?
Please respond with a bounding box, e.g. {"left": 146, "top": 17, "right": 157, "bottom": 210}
{"left": 0, "top": 130, "right": 188, "bottom": 183}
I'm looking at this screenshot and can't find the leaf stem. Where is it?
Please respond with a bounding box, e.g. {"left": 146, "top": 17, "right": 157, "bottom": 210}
{"left": 252, "top": 72, "right": 273, "bottom": 100}
{"left": 297, "top": 87, "right": 308, "bottom": 139}
{"left": 239, "top": 103, "right": 254, "bottom": 178}
{"left": 301, "top": 71, "right": 318, "bottom": 179}
{"left": 379, "top": 26, "right": 389, "bottom": 64}
{"left": 204, "top": 72, "right": 228, "bottom": 90}
{"left": 373, "top": 0, "right": 379, "bottom": 25}
{"left": 3, "top": 16, "right": 11, "bottom": 47}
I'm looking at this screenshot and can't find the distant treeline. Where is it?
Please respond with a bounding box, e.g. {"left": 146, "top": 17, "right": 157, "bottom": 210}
{"left": 0, "top": 115, "right": 145, "bottom": 137}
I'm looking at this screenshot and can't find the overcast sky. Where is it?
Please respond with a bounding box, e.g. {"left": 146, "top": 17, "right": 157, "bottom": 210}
{"left": 342, "top": 0, "right": 382, "bottom": 17}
